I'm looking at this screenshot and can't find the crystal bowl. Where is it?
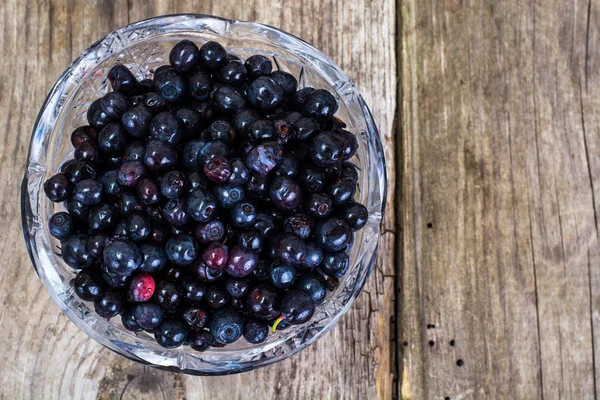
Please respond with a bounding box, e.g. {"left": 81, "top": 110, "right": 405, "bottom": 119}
{"left": 21, "top": 14, "right": 386, "bottom": 375}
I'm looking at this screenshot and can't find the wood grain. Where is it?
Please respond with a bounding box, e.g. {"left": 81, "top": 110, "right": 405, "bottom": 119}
{"left": 0, "top": 0, "right": 397, "bottom": 399}
{"left": 399, "top": 0, "right": 600, "bottom": 399}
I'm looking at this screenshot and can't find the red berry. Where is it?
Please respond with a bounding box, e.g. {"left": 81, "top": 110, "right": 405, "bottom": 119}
{"left": 129, "top": 272, "right": 155, "bottom": 302}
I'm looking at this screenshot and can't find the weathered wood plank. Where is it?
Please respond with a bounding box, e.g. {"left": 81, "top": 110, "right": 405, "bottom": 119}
{"left": 0, "top": 0, "right": 397, "bottom": 399}
{"left": 399, "top": 0, "right": 600, "bottom": 399}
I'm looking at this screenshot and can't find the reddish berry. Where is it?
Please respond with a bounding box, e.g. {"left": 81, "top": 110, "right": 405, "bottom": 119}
{"left": 202, "top": 242, "right": 229, "bottom": 270}
{"left": 129, "top": 272, "right": 155, "bottom": 302}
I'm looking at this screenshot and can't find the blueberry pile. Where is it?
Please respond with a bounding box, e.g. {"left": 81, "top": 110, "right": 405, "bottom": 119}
{"left": 44, "top": 40, "right": 369, "bottom": 350}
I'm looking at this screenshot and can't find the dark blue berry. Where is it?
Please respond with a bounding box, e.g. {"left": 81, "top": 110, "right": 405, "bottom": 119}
{"left": 283, "top": 214, "right": 313, "bottom": 239}
{"left": 44, "top": 173, "right": 71, "bottom": 202}
{"left": 269, "top": 176, "right": 302, "bottom": 211}
{"left": 189, "top": 70, "right": 212, "bottom": 100}
{"left": 64, "top": 161, "right": 96, "bottom": 185}
{"left": 143, "top": 92, "right": 167, "bottom": 114}
{"left": 103, "top": 239, "right": 143, "bottom": 276}
{"left": 88, "top": 203, "right": 118, "bottom": 232}
{"left": 210, "top": 308, "right": 243, "bottom": 344}
{"left": 72, "top": 179, "right": 102, "bottom": 205}
{"left": 292, "top": 117, "right": 319, "bottom": 141}
{"left": 203, "top": 155, "right": 232, "bottom": 183}
{"left": 213, "top": 183, "right": 244, "bottom": 209}
{"left": 244, "top": 55, "right": 272, "bottom": 79}
{"left": 121, "top": 104, "right": 153, "bottom": 137}
{"left": 73, "top": 270, "right": 105, "bottom": 301}
{"left": 194, "top": 220, "right": 225, "bottom": 244}
{"left": 186, "top": 189, "right": 217, "bottom": 222}
{"left": 245, "top": 141, "right": 283, "bottom": 177}
{"left": 270, "top": 70, "right": 297, "bottom": 97}
{"left": 280, "top": 289, "right": 315, "bottom": 325}
{"left": 124, "top": 141, "right": 145, "bottom": 162}
{"left": 211, "top": 85, "right": 246, "bottom": 114}
{"left": 295, "top": 272, "right": 327, "bottom": 304}
{"left": 313, "top": 217, "right": 351, "bottom": 251}
{"left": 119, "top": 191, "right": 144, "bottom": 216}
{"left": 86, "top": 234, "right": 108, "bottom": 258}
{"left": 238, "top": 230, "right": 263, "bottom": 253}
{"left": 66, "top": 199, "right": 90, "bottom": 222}
{"left": 327, "top": 177, "right": 356, "bottom": 206}
{"left": 87, "top": 98, "right": 110, "bottom": 131}
{"left": 126, "top": 213, "right": 151, "bottom": 242}
{"left": 107, "top": 64, "right": 137, "bottom": 96}
{"left": 231, "top": 202, "right": 257, "bottom": 228}
{"left": 181, "top": 278, "right": 206, "bottom": 304}
{"left": 193, "top": 262, "right": 224, "bottom": 282}
{"left": 169, "top": 40, "right": 200, "bottom": 73}
{"left": 122, "top": 307, "right": 143, "bottom": 331}
{"left": 247, "top": 119, "right": 275, "bottom": 142}
{"left": 309, "top": 131, "right": 345, "bottom": 166}
{"left": 303, "top": 89, "right": 338, "bottom": 122}
{"left": 198, "top": 140, "right": 230, "bottom": 166}
{"left": 205, "top": 285, "right": 231, "bottom": 309}
{"left": 149, "top": 112, "right": 183, "bottom": 144}
{"left": 99, "top": 170, "right": 121, "bottom": 197}
{"left": 74, "top": 141, "right": 99, "bottom": 164}
{"left": 134, "top": 302, "right": 163, "bottom": 330}
{"left": 154, "top": 281, "right": 182, "bottom": 310}
{"left": 152, "top": 68, "right": 187, "bottom": 103}
{"left": 118, "top": 160, "right": 146, "bottom": 187}
{"left": 199, "top": 41, "right": 227, "bottom": 70}
{"left": 225, "top": 245, "right": 259, "bottom": 277}
{"left": 338, "top": 201, "right": 368, "bottom": 231}
{"left": 70, "top": 126, "right": 97, "bottom": 147}
{"left": 101, "top": 264, "right": 130, "bottom": 288}
{"left": 189, "top": 330, "right": 215, "bottom": 351}
{"left": 175, "top": 107, "right": 201, "bottom": 138}
{"left": 248, "top": 76, "right": 283, "bottom": 111}
{"left": 165, "top": 234, "right": 199, "bottom": 265}
{"left": 182, "top": 306, "right": 209, "bottom": 329}
{"left": 247, "top": 284, "right": 280, "bottom": 320}
{"left": 229, "top": 158, "right": 250, "bottom": 185}
{"left": 322, "top": 251, "right": 350, "bottom": 278}
{"left": 301, "top": 241, "right": 324, "bottom": 270}
{"left": 232, "top": 109, "right": 260, "bottom": 134}
{"left": 269, "top": 262, "right": 297, "bottom": 289}
{"left": 225, "top": 277, "right": 250, "bottom": 299}
{"left": 182, "top": 139, "right": 206, "bottom": 171}
{"left": 160, "top": 170, "right": 186, "bottom": 199}
{"left": 243, "top": 319, "right": 269, "bottom": 344}
{"left": 272, "top": 233, "right": 306, "bottom": 265}
{"left": 94, "top": 290, "right": 123, "bottom": 319}
{"left": 139, "top": 243, "right": 167, "bottom": 273}
{"left": 154, "top": 319, "right": 188, "bottom": 348}
{"left": 49, "top": 212, "right": 73, "bottom": 240}
{"left": 252, "top": 212, "right": 279, "bottom": 238}
{"left": 136, "top": 178, "right": 161, "bottom": 205}
{"left": 209, "top": 120, "right": 236, "bottom": 144}
{"left": 291, "top": 87, "right": 315, "bottom": 111}
{"left": 218, "top": 60, "right": 247, "bottom": 86}
{"left": 100, "top": 92, "right": 129, "bottom": 121}
{"left": 245, "top": 174, "right": 270, "bottom": 200}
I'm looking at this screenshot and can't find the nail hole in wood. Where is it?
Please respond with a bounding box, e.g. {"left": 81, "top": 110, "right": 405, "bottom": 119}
{"left": 428, "top": 340, "right": 434, "bottom": 347}
{"left": 426, "top": 324, "right": 435, "bottom": 329}
{"left": 427, "top": 222, "right": 433, "bottom": 228}
{"left": 450, "top": 339, "right": 455, "bottom": 346}
{"left": 445, "top": 397, "right": 451, "bottom": 400}
{"left": 456, "top": 359, "right": 464, "bottom": 367}
{"left": 403, "top": 341, "right": 408, "bottom": 346}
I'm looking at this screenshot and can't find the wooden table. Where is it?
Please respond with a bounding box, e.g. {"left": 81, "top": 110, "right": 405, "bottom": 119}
{"left": 0, "top": 0, "right": 598, "bottom": 398}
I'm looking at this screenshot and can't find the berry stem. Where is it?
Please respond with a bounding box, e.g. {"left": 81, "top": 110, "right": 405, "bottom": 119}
{"left": 271, "top": 315, "right": 285, "bottom": 332}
